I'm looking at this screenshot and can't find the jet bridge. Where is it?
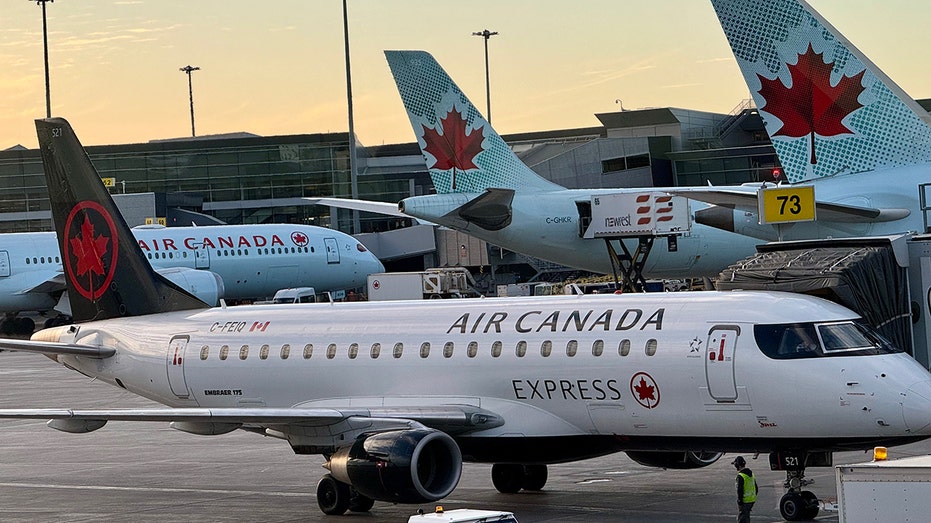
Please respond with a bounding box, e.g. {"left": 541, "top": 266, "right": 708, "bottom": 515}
{"left": 577, "top": 192, "right": 690, "bottom": 292}
{"left": 715, "top": 236, "right": 916, "bottom": 362}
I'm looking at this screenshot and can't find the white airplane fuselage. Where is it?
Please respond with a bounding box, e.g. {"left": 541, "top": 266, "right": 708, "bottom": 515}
{"left": 0, "top": 224, "right": 384, "bottom": 312}
{"left": 400, "top": 164, "right": 929, "bottom": 277}
{"left": 50, "top": 291, "right": 931, "bottom": 459}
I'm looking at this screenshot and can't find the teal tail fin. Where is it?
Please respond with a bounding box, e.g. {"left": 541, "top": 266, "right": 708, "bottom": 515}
{"left": 385, "top": 50, "right": 562, "bottom": 194}
{"left": 36, "top": 117, "right": 209, "bottom": 323}
{"left": 710, "top": 0, "right": 931, "bottom": 183}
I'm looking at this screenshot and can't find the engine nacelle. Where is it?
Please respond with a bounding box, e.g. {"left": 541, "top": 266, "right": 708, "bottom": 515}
{"left": 626, "top": 450, "right": 723, "bottom": 469}
{"left": 327, "top": 428, "right": 462, "bottom": 503}
{"left": 156, "top": 267, "right": 225, "bottom": 305}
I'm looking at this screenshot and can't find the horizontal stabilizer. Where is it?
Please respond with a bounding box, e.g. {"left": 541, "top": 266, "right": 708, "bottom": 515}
{"left": 305, "top": 197, "right": 435, "bottom": 225}
{"left": 667, "top": 188, "right": 910, "bottom": 223}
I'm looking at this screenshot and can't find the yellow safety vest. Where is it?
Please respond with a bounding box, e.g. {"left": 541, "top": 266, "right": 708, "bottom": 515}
{"left": 738, "top": 472, "right": 758, "bottom": 503}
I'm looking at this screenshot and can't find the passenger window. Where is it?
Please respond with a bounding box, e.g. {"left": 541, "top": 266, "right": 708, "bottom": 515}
{"left": 219, "top": 345, "right": 229, "bottom": 360}
{"left": 200, "top": 345, "right": 209, "bottom": 360}
{"left": 280, "top": 344, "right": 290, "bottom": 359}
{"left": 645, "top": 339, "right": 657, "bottom": 356}
{"left": 592, "top": 339, "right": 604, "bottom": 357}
{"left": 420, "top": 342, "right": 430, "bottom": 358}
{"left": 259, "top": 344, "right": 269, "bottom": 360}
{"left": 619, "top": 339, "right": 631, "bottom": 357}
{"left": 443, "top": 341, "right": 454, "bottom": 358}
{"left": 491, "top": 341, "right": 502, "bottom": 358}
{"left": 541, "top": 340, "right": 552, "bottom": 357}
{"left": 303, "top": 343, "right": 313, "bottom": 359}
{"left": 348, "top": 343, "right": 359, "bottom": 359}
{"left": 467, "top": 341, "right": 478, "bottom": 358}
{"left": 239, "top": 345, "right": 249, "bottom": 360}
{"left": 566, "top": 340, "right": 578, "bottom": 357}
{"left": 516, "top": 341, "right": 527, "bottom": 358}
{"left": 393, "top": 343, "right": 404, "bottom": 359}
{"left": 326, "top": 343, "right": 337, "bottom": 359}
{"left": 371, "top": 343, "right": 381, "bottom": 359}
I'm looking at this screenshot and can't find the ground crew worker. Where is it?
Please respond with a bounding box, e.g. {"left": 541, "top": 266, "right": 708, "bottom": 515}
{"left": 733, "top": 456, "right": 758, "bottom": 523}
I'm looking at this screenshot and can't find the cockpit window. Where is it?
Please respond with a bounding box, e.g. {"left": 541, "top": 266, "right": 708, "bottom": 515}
{"left": 754, "top": 320, "right": 902, "bottom": 359}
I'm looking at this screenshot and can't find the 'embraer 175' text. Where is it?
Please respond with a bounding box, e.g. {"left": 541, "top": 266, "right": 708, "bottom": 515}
{"left": 446, "top": 308, "right": 665, "bottom": 335}
{"left": 138, "top": 234, "right": 288, "bottom": 252}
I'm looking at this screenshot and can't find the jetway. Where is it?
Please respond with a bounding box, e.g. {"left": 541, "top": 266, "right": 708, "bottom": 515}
{"left": 716, "top": 235, "right": 931, "bottom": 368}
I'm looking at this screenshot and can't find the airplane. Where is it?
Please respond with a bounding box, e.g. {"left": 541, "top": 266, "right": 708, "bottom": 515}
{"left": 0, "top": 214, "right": 384, "bottom": 335}
{"left": 312, "top": 12, "right": 931, "bottom": 281}
{"left": 0, "top": 118, "right": 930, "bottom": 522}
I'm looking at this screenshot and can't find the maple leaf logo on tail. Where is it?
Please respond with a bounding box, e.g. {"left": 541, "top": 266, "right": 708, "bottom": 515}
{"left": 757, "top": 44, "right": 865, "bottom": 165}
{"left": 420, "top": 108, "right": 485, "bottom": 190}
{"left": 63, "top": 201, "right": 119, "bottom": 301}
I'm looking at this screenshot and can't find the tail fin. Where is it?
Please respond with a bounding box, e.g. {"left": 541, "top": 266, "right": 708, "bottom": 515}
{"left": 710, "top": 0, "right": 931, "bottom": 183}
{"left": 36, "top": 118, "right": 209, "bottom": 323}
{"left": 385, "top": 50, "right": 562, "bottom": 194}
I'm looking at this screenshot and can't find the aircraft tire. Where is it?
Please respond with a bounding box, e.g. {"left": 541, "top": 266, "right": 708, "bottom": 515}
{"left": 491, "top": 464, "right": 524, "bottom": 493}
{"left": 522, "top": 464, "right": 548, "bottom": 491}
{"left": 799, "top": 490, "right": 819, "bottom": 520}
{"left": 347, "top": 487, "right": 375, "bottom": 512}
{"left": 779, "top": 492, "right": 807, "bottom": 521}
{"left": 16, "top": 317, "right": 35, "bottom": 335}
{"left": 316, "top": 474, "right": 350, "bottom": 515}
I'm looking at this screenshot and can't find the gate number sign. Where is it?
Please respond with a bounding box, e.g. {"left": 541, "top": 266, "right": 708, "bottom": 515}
{"left": 758, "top": 185, "right": 816, "bottom": 225}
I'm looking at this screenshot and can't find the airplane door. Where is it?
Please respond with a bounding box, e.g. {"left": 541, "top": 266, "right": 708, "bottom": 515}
{"left": 324, "top": 237, "right": 340, "bottom": 264}
{"left": 705, "top": 325, "right": 739, "bottom": 402}
{"left": 166, "top": 335, "right": 191, "bottom": 398}
{"left": 192, "top": 243, "right": 210, "bottom": 269}
{"left": 0, "top": 250, "right": 9, "bottom": 277}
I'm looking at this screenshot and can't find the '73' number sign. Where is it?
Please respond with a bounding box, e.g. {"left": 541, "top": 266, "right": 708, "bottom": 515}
{"left": 758, "top": 185, "right": 816, "bottom": 225}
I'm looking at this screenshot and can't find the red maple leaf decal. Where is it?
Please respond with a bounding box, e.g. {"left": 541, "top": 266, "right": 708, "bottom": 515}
{"left": 757, "top": 44, "right": 865, "bottom": 164}
{"left": 291, "top": 232, "right": 307, "bottom": 246}
{"left": 421, "top": 108, "right": 484, "bottom": 190}
{"left": 634, "top": 377, "right": 655, "bottom": 402}
{"left": 69, "top": 215, "right": 109, "bottom": 277}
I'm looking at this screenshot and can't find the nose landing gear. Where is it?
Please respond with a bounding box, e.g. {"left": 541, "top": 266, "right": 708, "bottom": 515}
{"left": 769, "top": 451, "right": 831, "bottom": 521}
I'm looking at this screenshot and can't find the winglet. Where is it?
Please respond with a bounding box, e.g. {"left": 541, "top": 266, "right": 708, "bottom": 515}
{"left": 35, "top": 118, "right": 209, "bottom": 323}
{"left": 385, "top": 50, "right": 562, "bottom": 194}
{"left": 710, "top": 0, "right": 931, "bottom": 183}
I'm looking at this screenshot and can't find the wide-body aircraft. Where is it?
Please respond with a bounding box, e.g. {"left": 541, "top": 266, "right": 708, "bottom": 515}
{"left": 0, "top": 216, "right": 383, "bottom": 334}
{"left": 313, "top": 0, "right": 931, "bottom": 281}
{"left": 1, "top": 117, "right": 930, "bottom": 521}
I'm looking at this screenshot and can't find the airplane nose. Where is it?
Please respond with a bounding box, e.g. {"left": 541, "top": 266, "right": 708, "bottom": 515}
{"left": 902, "top": 380, "right": 931, "bottom": 434}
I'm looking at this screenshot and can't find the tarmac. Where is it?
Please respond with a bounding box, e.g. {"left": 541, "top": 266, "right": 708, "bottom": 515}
{"left": 2, "top": 349, "right": 929, "bottom": 522}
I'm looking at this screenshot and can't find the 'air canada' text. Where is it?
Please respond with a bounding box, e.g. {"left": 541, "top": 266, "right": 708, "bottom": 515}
{"left": 446, "top": 308, "right": 665, "bottom": 335}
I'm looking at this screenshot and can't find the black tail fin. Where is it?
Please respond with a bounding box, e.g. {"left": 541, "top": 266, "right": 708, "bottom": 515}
{"left": 36, "top": 117, "right": 209, "bottom": 322}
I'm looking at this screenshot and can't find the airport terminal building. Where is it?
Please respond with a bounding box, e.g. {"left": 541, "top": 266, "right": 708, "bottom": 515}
{"left": 3, "top": 98, "right": 929, "bottom": 280}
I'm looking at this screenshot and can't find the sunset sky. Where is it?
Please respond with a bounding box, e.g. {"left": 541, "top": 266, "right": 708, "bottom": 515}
{"left": 1, "top": 0, "right": 927, "bottom": 150}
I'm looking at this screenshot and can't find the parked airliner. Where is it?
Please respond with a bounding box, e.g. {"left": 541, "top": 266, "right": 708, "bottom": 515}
{"left": 1, "top": 117, "right": 930, "bottom": 521}
{"left": 313, "top": 1, "right": 931, "bottom": 279}
{"left": 0, "top": 207, "right": 383, "bottom": 334}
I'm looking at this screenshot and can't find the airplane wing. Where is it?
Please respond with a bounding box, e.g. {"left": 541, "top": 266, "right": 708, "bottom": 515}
{"left": 305, "top": 197, "right": 436, "bottom": 225}
{"left": 0, "top": 405, "right": 504, "bottom": 436}
{"left": 11, "top": 270, "right": 66, "bottom": 295}
{"left": 667, "top": 188, "right": 911, "bottom": 223}
{"left": 0, "top": 338, "right": 115, "bottom": 358}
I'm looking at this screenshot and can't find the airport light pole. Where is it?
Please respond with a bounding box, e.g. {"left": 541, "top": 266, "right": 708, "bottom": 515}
{"left": 32, "top": 0, "right": 54, "bottom": 118}
{"left": 179, "top": 65, "right": 200, "bottom": 137}
{"left": 472, "top": 29, "right": 498, "bottom": 123}
{"left": 342, "top": 0, "right": 360, "bottom": 234}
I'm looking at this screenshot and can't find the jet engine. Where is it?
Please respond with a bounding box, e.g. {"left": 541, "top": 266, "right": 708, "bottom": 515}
{"left": 326, "top": 428, "right": 462, "bottom": 503}
{"left": 156, "top": 267, "right": 225, "bottom": 306}
{"left": 626, "top": 450, "right": 723, "bottom": 469}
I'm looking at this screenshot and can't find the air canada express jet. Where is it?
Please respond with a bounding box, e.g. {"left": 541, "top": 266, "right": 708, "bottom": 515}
{"left": 0, "top": 173, "right": 383, "bottom": 334}
{"left": 1, "top": 117, "right": 930, "bottom": 521}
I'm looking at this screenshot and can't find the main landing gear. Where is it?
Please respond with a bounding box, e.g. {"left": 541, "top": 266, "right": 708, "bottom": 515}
{"left": 491, "top": 464, "right": 548, "bottom": 493}
{"left": 315, "top": 474, "right": 374, "bottom": 516}
{"left": 770, "top": 451, "right": 830, "bottom": 521}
